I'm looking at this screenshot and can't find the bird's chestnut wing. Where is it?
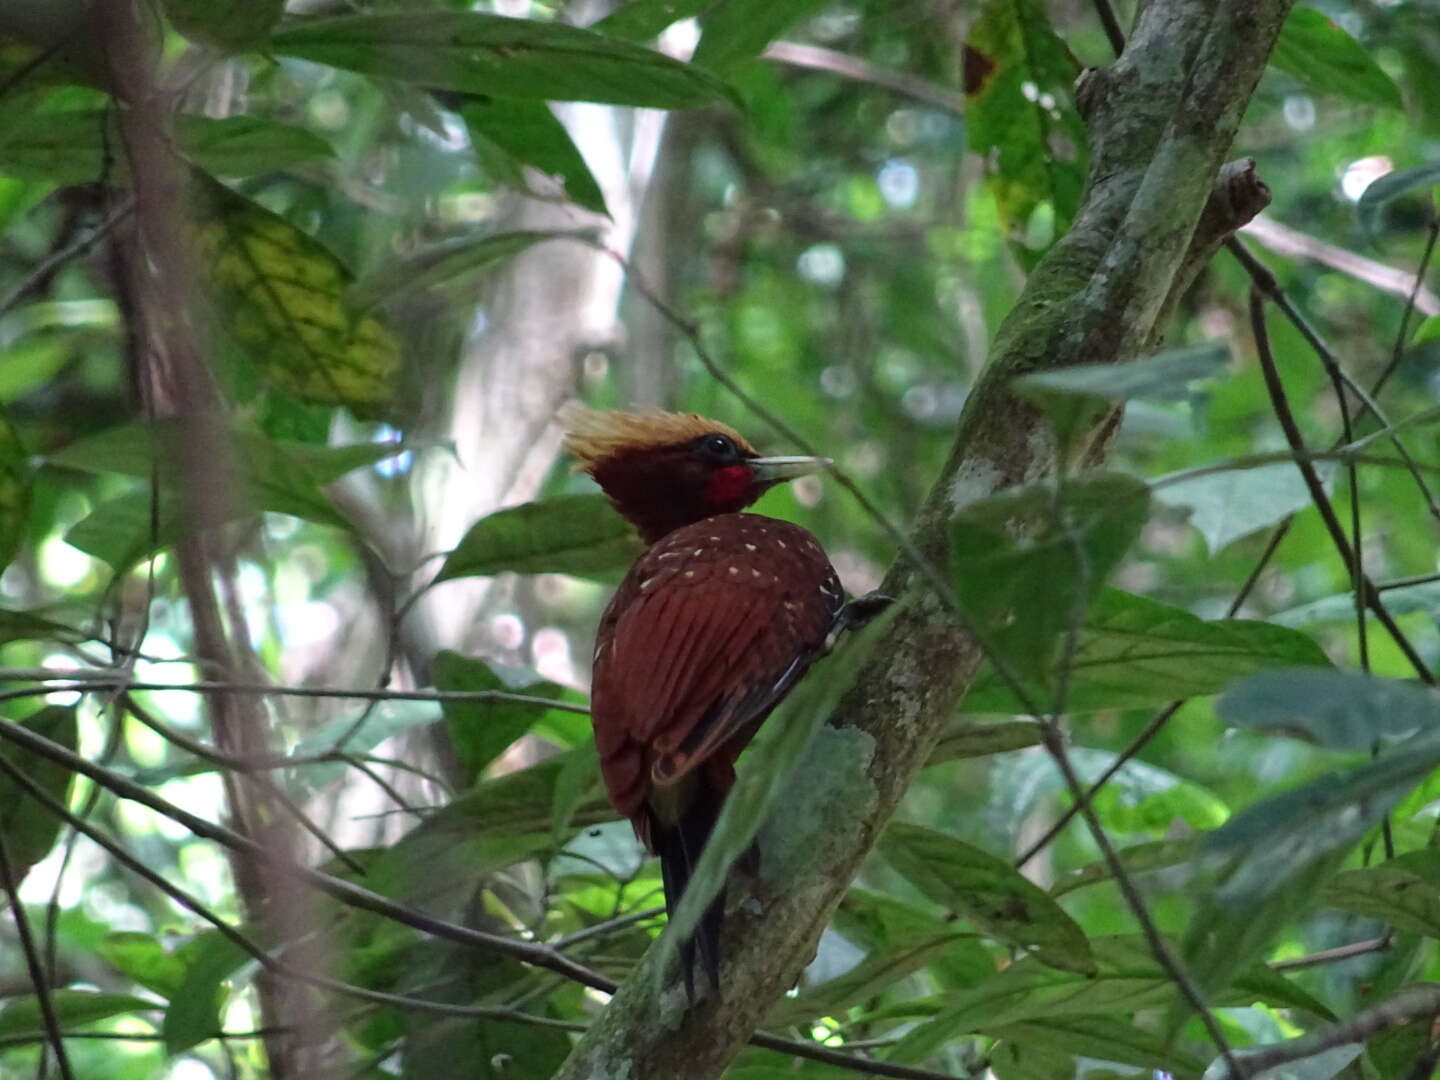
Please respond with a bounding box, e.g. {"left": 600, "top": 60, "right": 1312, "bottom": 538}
{"left": 590, "top": 515, "right": 841, "bottom": 820}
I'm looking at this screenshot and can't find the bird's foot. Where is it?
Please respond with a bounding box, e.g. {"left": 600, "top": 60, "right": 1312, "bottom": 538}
{"left": 824, "top": 591, "right": 894, "bottom": 650}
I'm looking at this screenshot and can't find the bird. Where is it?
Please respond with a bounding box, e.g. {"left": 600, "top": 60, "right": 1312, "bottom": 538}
{"left": 563, "top": 404, "right": 846, "bottom": 998}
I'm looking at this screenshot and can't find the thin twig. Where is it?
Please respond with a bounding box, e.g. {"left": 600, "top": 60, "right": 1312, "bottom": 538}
{"left": 1249, "top": 288, "right": 1434, "bottom": 685}
{"left": 0, "top": 200, "right": 135, "bottom": 318}
{"left": 1373, "top": 208, "right": 1440, "bottom": 398}
{"left": 1220, "top": 984, "right": 1440, "bottom": 1079}
{"left": 0, "top": 832, "right": 75, "bottom": 1080}
{"left": 1270, "top": 935, "right": 1391, "bottom": 972}
{"left": 0, "top": 670, "right": 587, "bottom": 713}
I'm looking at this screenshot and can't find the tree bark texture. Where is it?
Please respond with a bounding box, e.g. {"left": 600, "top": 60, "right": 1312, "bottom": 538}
{"left": 555, "top": 2, "right": 1295, "bottom": 1077}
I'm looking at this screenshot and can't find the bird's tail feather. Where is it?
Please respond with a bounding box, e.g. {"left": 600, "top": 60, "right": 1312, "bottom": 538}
{"left": 654, "top": 791, "right": 725, "bottom": 1000}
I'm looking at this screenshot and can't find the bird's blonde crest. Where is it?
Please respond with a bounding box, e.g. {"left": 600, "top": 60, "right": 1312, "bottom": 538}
{"left": 560, "top": 404, "right": 754, "bottom": 470}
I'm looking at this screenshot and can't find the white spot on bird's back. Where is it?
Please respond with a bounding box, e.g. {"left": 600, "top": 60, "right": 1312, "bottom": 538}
{"left": 745, "top": 543, "right": 756, "bottom": 551}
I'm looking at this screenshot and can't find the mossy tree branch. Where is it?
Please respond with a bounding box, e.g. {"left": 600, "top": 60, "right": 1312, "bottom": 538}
{"left": 555, "top": 3, "right": 1294, "bottom": 1077}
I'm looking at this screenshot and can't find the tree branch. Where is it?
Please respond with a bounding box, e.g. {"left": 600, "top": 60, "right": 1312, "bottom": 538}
{"left": 555, "top": 3, "right": 1296, "bottom": 1077}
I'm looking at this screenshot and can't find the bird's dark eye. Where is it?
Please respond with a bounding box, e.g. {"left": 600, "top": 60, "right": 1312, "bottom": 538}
{"left": 695, "top": 434, "right": 737, "bottom": 461}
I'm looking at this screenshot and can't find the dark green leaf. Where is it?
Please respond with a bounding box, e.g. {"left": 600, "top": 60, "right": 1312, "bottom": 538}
{"left": 162, "top": 932, "right": 248, "bottom": 1053}
{"left": 964, "top": 588, "right": 1330, "bottom": 714}
{"left": 165, "top": 0, "right": 284, "bottom": 50}
{"left": 98, "top": 932, "right": 188, "bottom": 1000}
{"left": 550, "top": 737, "right": 602, "bottom": 840}
{"left": 432, "top": 650, "right": 562, "bottom": 786}
{"left": 1202, "top": 726, "right": 1440, "bottom": 904}
{"left": 1320, "top": 851, "right": 1440, "bottom": 939}
{"left": 0, "top": 990, "right": 160, "bottom": 1039}
{"left": 1218, "top": 669, "right": 1440, "bottom": 750}
{"left": 950, "top": 472, "right": 1150, "bottom": 698}
{"left": 1050, "top": 836, "right": 1200, "bottom": 898}
{"left": 880, "top": 822, "right": 1095, "bottom": 975}
{"left": 271, "top": 13, "right": 729, "bottom": 108}
{"left": 435, "top": 492, "right": 643, "bottom": 583}
{"left": 1357, "top": 161, "right": 1440, "bottom": 237}
{"left": 926, "top": 719, "right": 1043, "bottom": 764}
{"left": 1270, "top": 8, "right": 1402, "bottom": 111}
{"left": 768, "top": 930, "right": 974, "bottom": 1027}
{"left": 988, "top": 1015, "right": 1208, "bottom": 1078}
{"left": 965, "top": 0, "right": 1086, "bottom": 248}
{"left": 348, "top": 228, "right": 588, "bottom": 313}
{"left": 363, "top": 747, "right": 611, "bottom": 921}
{"left": 0, "top": 109, "right": 331, "bottom": 183}
{"left": 692, "top": 0, "right": 830, "bottom": 76}
{"left": 0, "top": 411, "right": 28, "bottom": 575}
{"left": 461, "top": 101, "right": 609, "bottom": 217}
{"left": 177, "top": 115, "right": 335, "bottom": 176}
{"left": 53, "top": 420, "right": 412, "bottom": 569}
{"left": 888, "top": 936, "right": 1330, "bottom": 1065}
{"left": 1015, "top": 342, "right": 1229, "bottom": 407}
{"left": 0, "top": 706, "right": 77, "bottom": 890}
{"left": 590, "top": 0, "right": 711, "bottom": 42}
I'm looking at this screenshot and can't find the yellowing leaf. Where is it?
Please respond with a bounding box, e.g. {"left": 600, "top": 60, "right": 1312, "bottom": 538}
{"left": 191, "top": 173, "right": 400, "bottom": 419}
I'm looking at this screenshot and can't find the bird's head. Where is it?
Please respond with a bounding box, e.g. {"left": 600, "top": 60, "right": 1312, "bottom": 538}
{"left": 562, "top": 405, "right": 829, "bottom": 544}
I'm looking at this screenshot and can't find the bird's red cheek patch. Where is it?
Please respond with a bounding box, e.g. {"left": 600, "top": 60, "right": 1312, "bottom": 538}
{"left": 706, "top": 464, "right": 754, "bottom": 508}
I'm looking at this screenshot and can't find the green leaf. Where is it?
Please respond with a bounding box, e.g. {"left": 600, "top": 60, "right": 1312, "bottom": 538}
{"left": 1203, "top": 726, "right": 1440, "bottom": 905}
{"left": 1015, "top": 342, "right": 1229, "bottom": 407}
{"left": 177, "top": 115, "right": 335, "bottom": 177}
{"left": 692, "top": 0, "right": 830, "bottom": 76}
{"left": 1050, "top": 836, "right": 1201, "bottom": 898}
{"left": 550, "top": 737, "right": 602, "bottom": 841}
{"left": 988, "top": 1015, "right": 1208, "bottom": 1078}
{"left": 950, "top": 472, "right": 1150, "bottom": 699}
{"left": 460, "top": 101, "right": 609, "bottom": 217}
{"left": 964, "top": 588, "right": 1330, "bottom": 714}
{"left": 0, "top": 990, "right": 160, "bottom": 1039}
{"left": 431, "top": 650, "right": 562, "bottom": 787}
{"left": 0, "top": 109, "right": 332, "bottom": 183}
{"left": 362, "top": 747, "right": 612, "bottom": 921}
{"left": 880, "top": 822, "right": 1095, "bottom": 975}
{"left": 1218, "top": 669, "right": 1440, "bottom": 750}
{"left": 55, "top": 423, "right": 409, "bottom": 570}
{"left": 888, "top": 936, "right": 1330, "bottom": 1065}
{"left": 165, "top": 0, "right": 285, "bottom": 50}
{"left": 162, "top": 931, "right": 248, "bottom": 1054}
{"left": 0, "top": 411, "right": 28, "bottom": 575}
{"left": 1320, "top": 851, "right": 1440, "bottom": 939}
{"left": 270, "top": 13, "right": 729, "bottom": 109}
{"left": 926, "top": 719, "right": 1043, "bottom": 765}
{"left": 965, "top": 0, "right": 1087, "bottom": 249}
{"left": 348, "top": 228, "right": 588, "bottom": 313}
{"left": 1270, "top": 8, "right": 1402, "bottom": 111}
{"left": 589, "top": 0, "right": 711, "bottom": 42}
{"left": 191, "top": 171, "right": 401, "bottom": 419}
{"left": 1357, "top": 161, "right": 1440, "bottom": 237}
{"left": 98, "top": 932, "right": 188, "bottom": 1000}
{"left": 1272, "top": 579, "right": 1440, "bottom": 628}
{"left": 1153, "top": 461, "right": 1335, "bottom": 554}
{"left": 768, "top": 930, "right": 972, "bottom": 1027}
{"left": 435, "top": 492, "right": 643, "bottom": 583}
{"left": 0, "top": 706, "right": 77, "bottom": 890}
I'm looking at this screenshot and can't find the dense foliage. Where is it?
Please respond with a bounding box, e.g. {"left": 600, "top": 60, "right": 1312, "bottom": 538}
{"left": 1, "top": 0, "right": 1439, "bottom": 1078}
